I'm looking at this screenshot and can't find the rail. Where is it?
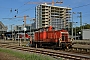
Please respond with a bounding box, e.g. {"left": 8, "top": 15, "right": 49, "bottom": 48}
{"left": 0, "top": 43, "right": 90, "bottom": 60}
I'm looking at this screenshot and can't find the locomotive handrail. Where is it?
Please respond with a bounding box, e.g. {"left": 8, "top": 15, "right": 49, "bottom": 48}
{"left": 59, "top": 38, "right": 62, "bottom": 46}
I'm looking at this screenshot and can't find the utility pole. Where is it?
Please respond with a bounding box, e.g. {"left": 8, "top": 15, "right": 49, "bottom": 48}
{"left": 23, "top": 15, "right": 29, "bottom": 42}
{"left": 78, "top": 12, "right": 82, "bottom": 31}
{"left": 78, "top": 12, "right": 82, "bottom": 39}
{"left": 72, "top": 12, "right": 73, "bottom": 39}
{"left": 72, "top": 12, "right": 75, "bottom": 39}
{"left": 11, "top": 24, "right": 14, "bottom": 41}
{"left": 24, "top": 16, "right": 27, "bottom": 42}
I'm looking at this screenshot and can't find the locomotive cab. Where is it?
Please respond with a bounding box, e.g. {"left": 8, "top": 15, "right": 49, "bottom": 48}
{"left": 58, "top": 30, "right": 72, "bottom": 49}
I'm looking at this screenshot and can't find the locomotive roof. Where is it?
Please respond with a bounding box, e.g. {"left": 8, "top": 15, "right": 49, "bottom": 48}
{"left": 36, "top": 26, "right": 55, "bottom": 30}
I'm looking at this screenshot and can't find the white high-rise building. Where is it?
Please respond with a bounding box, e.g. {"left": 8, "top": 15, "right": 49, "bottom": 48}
{"left": 35, "top": 4, "right": 71, "bottom": 30}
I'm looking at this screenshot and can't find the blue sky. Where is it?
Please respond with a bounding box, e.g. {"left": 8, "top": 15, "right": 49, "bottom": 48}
{"left": 0, "top": 0, "right": 90, "bottom": 30}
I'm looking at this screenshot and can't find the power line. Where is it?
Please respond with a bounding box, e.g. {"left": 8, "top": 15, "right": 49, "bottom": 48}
{"left": 72, "top": 3, "right": 90, "bottom": 9}
{"left": 0, "top": 6, "right": 11, "bottom": 9}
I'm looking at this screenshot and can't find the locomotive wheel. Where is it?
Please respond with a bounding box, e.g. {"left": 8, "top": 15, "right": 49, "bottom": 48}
{"left": 68, "top": 45, "right": 72, "bottom": 48}
{"left": 35, "top": 43, "right": 41, "bottom": 48}
{"left": 39, "top": 43, "right": 42, "bottom": 48}
{"left": 66, "top": 44, "right": 72, "bottom": 49}
{"left": 61, "top": 44, "right": 66, "bottom": 50}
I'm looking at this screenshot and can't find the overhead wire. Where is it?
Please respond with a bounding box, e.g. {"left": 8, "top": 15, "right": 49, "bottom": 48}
{"left": 72, "top": 3, "right": 90, "bottom": 9}
{"left": 15, "top": 0, "right": 36, "bottom": 16}
{"left": 18, "top": 7, "right": 34, "bottom": 15}
{"left": 72, "top": 3, "right": 90, "bottom": 17}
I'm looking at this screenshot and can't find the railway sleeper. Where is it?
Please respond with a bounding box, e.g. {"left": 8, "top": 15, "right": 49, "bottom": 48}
{"left": 9, "top": 47, "right": 16, "bottom": 49}
{"left": 72, "top": 48, "right": 90, "bottom": 53}
{"left": 16, "top": 48, "right": 22, "bottom": 50}
{"left": 29, "top": 50, "right": 36, "bottom": 52}
{"left": 22, "top": 49, "right": 29, "bottom": 51}
{"left": 41, "top": 51, "right": 48, "bottom": 54}
{"left": 55, "top": 55, "right": 80, "bottom": 60}
{"left": 4, "top": 46, "right": 13, "bottom": 48}
{"left": 68, "top": 56, "right": 79, "bottom": 60}
{"left": 22, "top": 47, "right": 29, "bottom": 50}
{"left": 53, "top": 53, "right": 60, "bottom": 56}
{"left": 35, "top": 51, "right": 41, "bottom": 53}
{"left": 47, "top": 52, "right": 54, "bottom": 56}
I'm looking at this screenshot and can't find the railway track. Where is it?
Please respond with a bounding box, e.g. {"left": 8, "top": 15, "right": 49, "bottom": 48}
{"left": 0, "top": 42, "right": 90, "bottom": 60}
{"left": 64, "top": 44, "right": 90, "bottom": 55}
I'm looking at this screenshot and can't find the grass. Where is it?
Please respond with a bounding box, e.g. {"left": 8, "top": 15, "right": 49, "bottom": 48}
{"left": 0, "top": 48, "right": 62, "bottom": 60}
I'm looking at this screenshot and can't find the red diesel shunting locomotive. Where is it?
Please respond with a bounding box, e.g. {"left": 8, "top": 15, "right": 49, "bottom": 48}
{"left": 31, "top": 26, "right": 72, "bottom": 49}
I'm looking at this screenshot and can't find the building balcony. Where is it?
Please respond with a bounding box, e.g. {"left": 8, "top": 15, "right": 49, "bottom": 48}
{"left": 42, "top": 13, "right": 49, "bottom": 15}
{"left": 42, "top": 10, "right": 49, "bottom": 12}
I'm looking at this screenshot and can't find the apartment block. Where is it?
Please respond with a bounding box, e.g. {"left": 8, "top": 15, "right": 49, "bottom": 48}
{"left": 35, "top": 4, "right": 71, "bottom": 30}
